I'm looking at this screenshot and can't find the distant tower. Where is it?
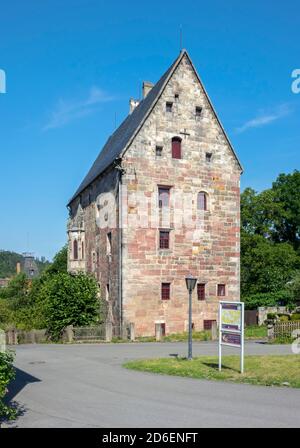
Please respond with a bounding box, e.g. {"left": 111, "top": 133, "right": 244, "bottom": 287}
{"left": 22, "top": 253, "right": 39, "bottom": 278}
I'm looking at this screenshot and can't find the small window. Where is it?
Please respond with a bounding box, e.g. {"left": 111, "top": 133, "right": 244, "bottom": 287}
{"left": 166, "top": 102, "right": 173, "bottom": 112}
{"left": 197, "top": 192, "right": 207, "bottom": 211}
{"left": 158, "top": 187, "right": 170, "bottom": 208}
{"left": 171, "top": 137, "right": 182, "bottom": 159}
{"left": 81, "top": 241, "right": 85, "bottom": 259}
{"left": 174, "top": 93, "right": 179, "bottom": 101}
{"left": 107, "top": 232, "right": 112, "bottom": 255}
{"left": 156, "top": 146, "right": 163, "bottom": 157}
{"left": 206, "top": 152, "right": 212, "bottom": 163}
{"left": 159, "top": 230, "right": 170, "bottom": 249}
{"left": 106, "top": 284, "right": 110, "bottom": 301}
{"left": 73, "top": 240, "right": 78, "bottom": 260}
{"left": 161, "top": 283, "right": 170, "bottom": 300}
{"left": 217, "top": 284, "right": 226, "bottom": 297}
{"left": 197, "top": 283, "right": 205, "bottom": 301}
{"left": 196, "top": 106, "right": 202, "bottom": 117}
{"left": 204, "top": 320, "right": 216, "bottom": 330}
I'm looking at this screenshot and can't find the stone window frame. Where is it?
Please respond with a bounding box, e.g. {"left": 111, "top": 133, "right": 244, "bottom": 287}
{"left": 204, "top": 319, "right": 217, "bottom": 330}
{"left": 217, "top": 284, "right": 226, "bottom": 297}
{"left": 205, "top": 152, "right": 213, "bottom": 163}
{"left": 106, "top": 232, "right": 112, "bottom": 255}
{"left": 159, "top": 229, "right": 170, "bottom": 250}
{"left": 166, "top": 101, "right": 173, "bottom": 113}
{"left": 155, "top": 145, "right": 163, "bottom": 158}
{"left": 171, "top": 136, "right": 182, "bottom": 159}
{"left": 197, "top": 283, "right": 206, "bottom": 301}
{"left": 158, "top": 186, "right": 171, "bottom": 208}
{"left": 161, "top": 282, "right": 171, "bottom": 300}
{"left": 106, "top": 283, "right": 110, "bottom": 301}
{"left": 195, "top": 106, "right": 203, "bottom": 118}
{"left": 73, "top": 239, "right": 78, "bottom": 260}
{"left": 197, "top": 191, "right": 209, "bottom": 211}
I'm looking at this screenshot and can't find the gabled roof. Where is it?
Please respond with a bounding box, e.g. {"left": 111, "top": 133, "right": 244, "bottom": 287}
{"left": 68, "top": 50, "right": 242, "bottom": 205}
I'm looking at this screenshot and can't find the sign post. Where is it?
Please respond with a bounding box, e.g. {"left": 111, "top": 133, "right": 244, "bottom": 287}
{"left": 219, "top": 301, "right": 244, "bottom": 373}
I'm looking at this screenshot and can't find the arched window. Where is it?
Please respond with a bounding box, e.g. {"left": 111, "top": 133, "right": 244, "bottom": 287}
{"left": 171, "top": 137, "right": 182, "bottom": 159}
{"left": 197, "top": 192, "right": 208, "bottom": 211}
{"left": 81, "top": 241, "right": 85, "bottom": 260}
{"left": 73, "top": 240, "right": 78, "bottom": 260}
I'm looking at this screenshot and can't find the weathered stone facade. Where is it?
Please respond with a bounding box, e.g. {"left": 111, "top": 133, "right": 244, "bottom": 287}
{"left": 67, "top": 50, "right": 242, "bottom": 337}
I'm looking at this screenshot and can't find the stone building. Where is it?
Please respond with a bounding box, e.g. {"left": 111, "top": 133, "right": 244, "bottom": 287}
{"left": 67, "top": 49, "right": 242, "bottom": 337}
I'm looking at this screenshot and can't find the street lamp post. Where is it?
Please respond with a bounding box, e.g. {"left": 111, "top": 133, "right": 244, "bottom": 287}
{"left": 185, "top": 274, "right": 197, "bottom": 360}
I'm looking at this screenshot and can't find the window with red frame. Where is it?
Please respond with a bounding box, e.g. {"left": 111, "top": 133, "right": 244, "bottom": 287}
{"left": 161, "top": 283, "right": 170, "bottom": 300}
{"left": 197, "top": 283, "right": 205, "bottom": 301}
{"left": 204, "top": 320, "right": 216, "bottom": 330}
{"left": 171, "top": 137, "right": 182, "bottom": 159}
{"left": 159, "top": 231, "right": 170, "bottom": 249}
{"left": 158, "top": 187, "right": 170, "bottom": 208}
{"left": 217, "top": 284, "right": 226, "bottom": 296}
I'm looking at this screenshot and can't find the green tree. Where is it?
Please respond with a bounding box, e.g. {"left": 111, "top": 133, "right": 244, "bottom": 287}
{"left": 45, "top": 245, "right": 68, "bottom": 275}
{"left": 0, "top": 273, "right": 30, "bottom": 310}
{"left": 40, "top": 272, "right": 100, "bottom": 340}
{"left": 287, "top": 271, "right": 300, "bottom": 302}
{"left": 271, "top": 170, "right": 300, "bottom": 249}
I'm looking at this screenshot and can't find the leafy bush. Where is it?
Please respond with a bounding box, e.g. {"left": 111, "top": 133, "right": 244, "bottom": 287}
{"left": 0, "top": 351, "right": 16, "bottom": 421}
{"left": 291, "top": 313, "right": 300, "bottom": 321}
{"left": 40, "top": 272, "right": 100, "bottom": 341}
{"left": 279, "top": 315, "right": 290, "bottom": 322}
{"left": 243, "top": 290, "right": 293, "bottom": 310}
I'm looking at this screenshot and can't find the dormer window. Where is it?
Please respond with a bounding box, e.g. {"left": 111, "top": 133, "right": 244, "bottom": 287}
{"left": 166, "top": 102, "right": 173, "bottom": 112}
{"left": 196, "top": 106, "right": 202, "bottom": 118}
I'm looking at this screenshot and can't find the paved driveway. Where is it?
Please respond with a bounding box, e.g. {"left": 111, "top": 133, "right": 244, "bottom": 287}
{"left": 4, "top": 341, "right": 300, "bottom": 428}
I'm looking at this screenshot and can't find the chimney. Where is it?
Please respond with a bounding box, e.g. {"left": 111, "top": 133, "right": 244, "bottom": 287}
{"left": 142, "top": 81, "right": 154, "bottom": 98}
{"left": 16, "top": 262, "right": 21, "bottom": 274}
{"left": 129, "top": 98, "right": 140, "bottom": 114}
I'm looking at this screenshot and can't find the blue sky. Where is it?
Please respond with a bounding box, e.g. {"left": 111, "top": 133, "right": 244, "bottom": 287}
{"left": 0, "top": 0, "right": 299, "bottom": 260}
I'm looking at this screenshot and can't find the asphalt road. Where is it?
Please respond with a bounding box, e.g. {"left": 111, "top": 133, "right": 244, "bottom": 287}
{"left": 3, "top": 341, "right": 300, "bottom": 428}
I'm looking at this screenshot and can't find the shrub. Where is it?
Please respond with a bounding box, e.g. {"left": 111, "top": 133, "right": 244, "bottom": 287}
{"left": 279, "top": 315, "right": 290, "bottom": 322}
{"left": 291, "top": 313, "right": 300, "bottom": 321}
{"left": 0, "top": 351, "right": 16, "bottom": 421}
{"left": 40, "top": 272, "right": 100, "bottom": 341}
{"left": 243, "top": 290, "right": 293, "bottom": 310}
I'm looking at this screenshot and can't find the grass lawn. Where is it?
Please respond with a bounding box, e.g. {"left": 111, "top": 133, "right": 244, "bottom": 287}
{"left": 244, "top": 325, "right": 267, "bottom": 339}
{"left": 124, "top": 355, "right": 300, "bottom": 388}
{"left": 135, "top": 331, "right": 211, "bottom": 343}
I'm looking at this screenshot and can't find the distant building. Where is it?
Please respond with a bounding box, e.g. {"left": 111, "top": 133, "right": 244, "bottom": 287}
{"left": 22, "top": 253, "right": 39, "bottom": 279}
